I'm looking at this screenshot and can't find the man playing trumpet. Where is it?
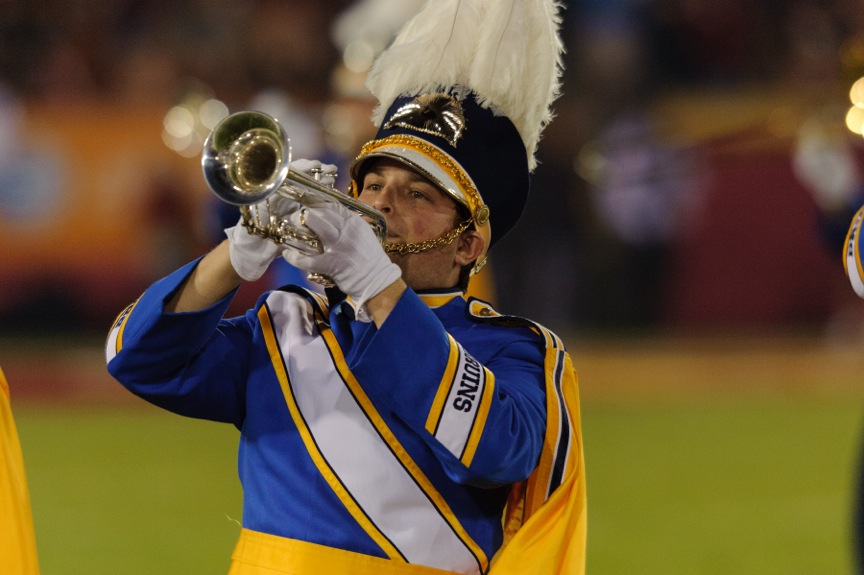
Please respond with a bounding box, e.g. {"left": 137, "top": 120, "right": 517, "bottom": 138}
{"left": 106, "top": 1, "right": 585, "bottom": 573}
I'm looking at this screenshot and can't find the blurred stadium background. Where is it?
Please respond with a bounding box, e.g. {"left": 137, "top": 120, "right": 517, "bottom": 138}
{"left": 3, "top": 0, "right": 864, "bottom": 573}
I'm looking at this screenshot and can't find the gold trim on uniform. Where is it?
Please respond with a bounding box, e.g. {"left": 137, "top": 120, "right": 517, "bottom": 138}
{"left": 425, "top": 334, "right": 461, "bottom": 435}
{"left": 316, "top": 319, "right": 489, "bottom": 572}
{"left": 259, "top": 305, "right": 405, "bottom": 561}
{"left": 459, "top": 370, "right": 495, "bottom": 468}
{"left": 106, "top": 300, "right": 138, "bottom": 360}
{"left": 417, "top": 291, "right": 464, "bottom": 308}
{"left": 229, "top": 529, "right": 464, "bottom": 575}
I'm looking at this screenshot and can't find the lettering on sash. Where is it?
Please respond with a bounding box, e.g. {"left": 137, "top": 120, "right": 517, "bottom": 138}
{"left": 436, "top": 346, "right": 488, "bottom": 461}
{"left": 452, "top": 354, "right": 481, "bottom": 412}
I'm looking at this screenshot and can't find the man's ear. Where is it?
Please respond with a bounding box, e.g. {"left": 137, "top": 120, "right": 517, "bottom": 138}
{"left": 455, "top": 230, "right": 485, "bottom": 267}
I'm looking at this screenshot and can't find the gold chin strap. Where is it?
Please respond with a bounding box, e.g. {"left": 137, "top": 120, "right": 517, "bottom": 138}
{"left": 383, "top": 217, "right": 474, "bottom": 256}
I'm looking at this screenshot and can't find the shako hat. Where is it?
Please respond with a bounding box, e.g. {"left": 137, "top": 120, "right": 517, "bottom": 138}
{"left": 350, "top": 0, "right": 565, "bottom": 272}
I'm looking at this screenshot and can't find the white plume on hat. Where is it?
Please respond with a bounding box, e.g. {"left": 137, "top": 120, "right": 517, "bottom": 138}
{"left": 365, "top": 0, "right": 565, "bottom": 171}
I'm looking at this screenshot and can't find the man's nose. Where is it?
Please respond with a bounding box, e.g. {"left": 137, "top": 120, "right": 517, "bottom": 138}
{"left": 372, "top": 186, "right": 394, "bottom": 212}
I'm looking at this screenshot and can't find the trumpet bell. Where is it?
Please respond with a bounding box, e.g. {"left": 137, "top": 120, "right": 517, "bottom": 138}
{"left": 202, "top": 111, "right": 291, "bottom": 205}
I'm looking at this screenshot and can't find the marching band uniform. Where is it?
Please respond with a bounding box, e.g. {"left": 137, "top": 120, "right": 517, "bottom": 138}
{"left": 107, "top": 261, "right": 583, "bottom": 574}
{"left": 107, "top": 0, "right": 586, "bottom": 572}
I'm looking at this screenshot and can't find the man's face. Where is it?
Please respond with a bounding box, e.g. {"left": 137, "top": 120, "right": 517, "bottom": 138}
{"left": 357, "top": 158, "right": 464, "bottom": 290}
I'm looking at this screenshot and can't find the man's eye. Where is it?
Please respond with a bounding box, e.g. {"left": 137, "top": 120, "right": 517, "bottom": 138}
{"left": 410, "top": 190, "right": 426, "bottom": 199}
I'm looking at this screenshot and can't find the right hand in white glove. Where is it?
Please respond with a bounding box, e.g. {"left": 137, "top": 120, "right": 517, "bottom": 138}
{"left": 225, "top": 216, "right": 282, "bottom": 282}
{"left": 225, "top": 158, "right": 338, "bottom": 281}
{"left": 281, "top": 202, "right": 401, "bottom": 319}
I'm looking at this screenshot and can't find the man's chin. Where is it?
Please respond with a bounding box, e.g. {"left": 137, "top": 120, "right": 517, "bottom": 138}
{"left": 387, "top": 251, "right": 409, "bottom": 268}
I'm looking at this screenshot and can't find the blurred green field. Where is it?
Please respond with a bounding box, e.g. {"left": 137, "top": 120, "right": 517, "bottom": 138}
{"left": 16, "top": 406, "right": 243, "bottom": 574}
{"left": 583, "top": 398, "right": 861, "bottom": 574}
{"left": 8, "top": 334, "right": 864, "bottom": 574}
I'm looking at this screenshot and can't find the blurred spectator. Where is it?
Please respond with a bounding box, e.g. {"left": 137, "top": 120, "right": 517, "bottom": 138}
{"left": 140, "top": 170, "right": 203, "bottom": 280}
{"left": 2, "top": 0, "right": 864, "bottom": 333}
{"left": 581, "top": 110, "right": 704, "bottom": 328}
{"left": 241, "top": 0, "right": 344, "bottom": 104}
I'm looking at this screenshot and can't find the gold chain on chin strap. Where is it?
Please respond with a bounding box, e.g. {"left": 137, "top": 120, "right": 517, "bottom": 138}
{"left": 383, "top": 218, "right": 473, "bottom": 256}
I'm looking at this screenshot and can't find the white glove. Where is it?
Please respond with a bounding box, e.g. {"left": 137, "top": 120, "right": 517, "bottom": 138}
{"left": 282, "top": 202, "right": 401, "bottom": 319}
{"left": 225, "top": 215, "right": 282, "bottom": 282}
{"left": 225, "top": 159, "right": 337, "bottom": 281}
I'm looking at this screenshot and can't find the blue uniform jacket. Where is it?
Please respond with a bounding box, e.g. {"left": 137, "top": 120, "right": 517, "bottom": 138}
{"left": 106, "top": 258, "right": 549, "bottom": 573}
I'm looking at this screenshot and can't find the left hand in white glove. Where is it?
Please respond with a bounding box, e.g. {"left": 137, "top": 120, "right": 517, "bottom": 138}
{"left": 282, "top": 202, "right": 401, "bottom": 318}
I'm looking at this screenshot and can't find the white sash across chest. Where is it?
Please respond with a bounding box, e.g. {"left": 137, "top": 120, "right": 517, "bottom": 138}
{"left": 260, "top": 291, "right": 485, "bottom": 574}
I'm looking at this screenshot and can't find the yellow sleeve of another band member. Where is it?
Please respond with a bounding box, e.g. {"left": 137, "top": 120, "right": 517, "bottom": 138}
{"left": 0, "top": 366, "right": 41, "bottom": 574}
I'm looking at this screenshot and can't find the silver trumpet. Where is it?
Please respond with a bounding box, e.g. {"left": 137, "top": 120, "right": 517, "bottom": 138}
{"left": 201, "top": 110, "right": 387, "bottom": 286}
